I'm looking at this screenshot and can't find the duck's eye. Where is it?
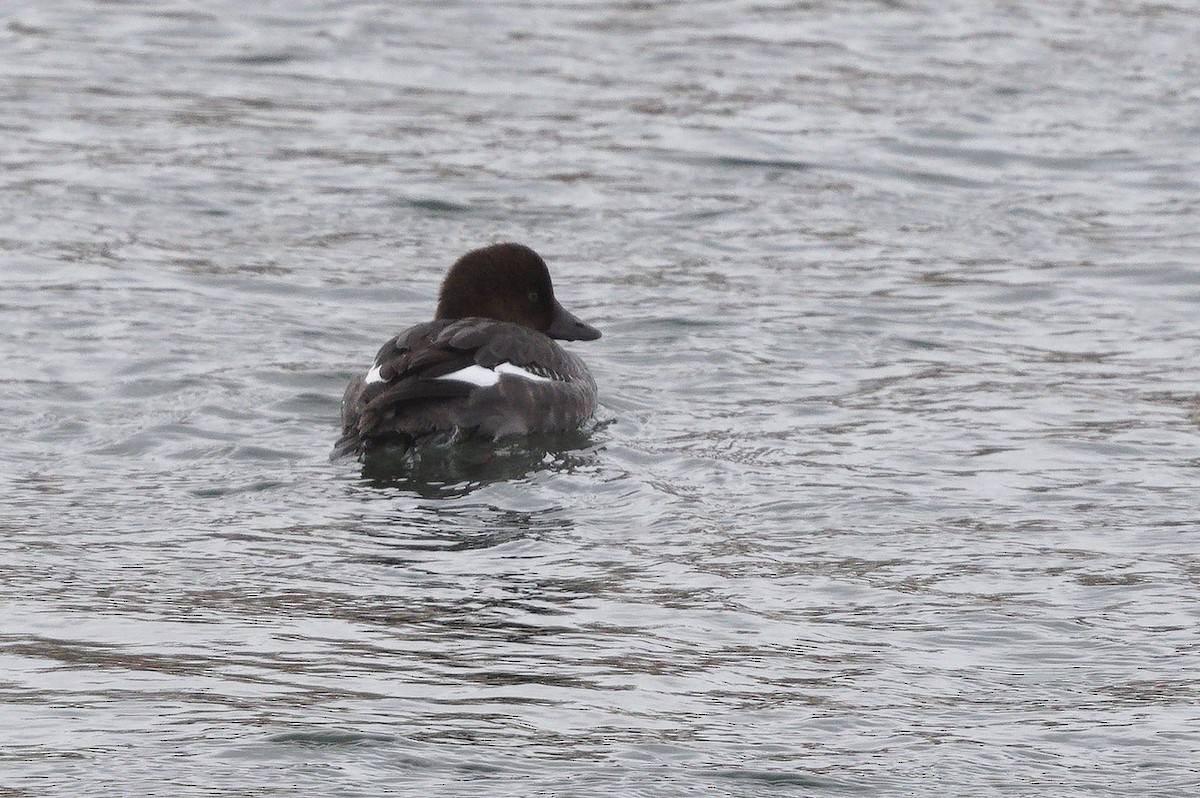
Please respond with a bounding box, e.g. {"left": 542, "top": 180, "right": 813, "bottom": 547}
{"left": 528, "top": 291, "right": 539, "bottom": 303}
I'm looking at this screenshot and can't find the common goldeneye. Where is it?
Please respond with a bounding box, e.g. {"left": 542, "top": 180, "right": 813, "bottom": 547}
{"left": 333, "top": 243, "right": 601, "bottom": 459}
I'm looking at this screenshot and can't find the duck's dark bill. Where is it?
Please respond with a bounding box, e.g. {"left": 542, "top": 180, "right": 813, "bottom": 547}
{"left": 546, "top": 300, "right": 601, "bottom": 341}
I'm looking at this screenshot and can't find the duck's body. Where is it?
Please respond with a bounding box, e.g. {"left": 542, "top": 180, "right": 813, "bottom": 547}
{"left": 334, "top": 244, "right": 600, "bottom": 459}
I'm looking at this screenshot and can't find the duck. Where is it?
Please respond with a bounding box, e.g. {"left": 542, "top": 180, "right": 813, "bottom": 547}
{"left": 333, "top": 243, "right": 601, "bottom": 459}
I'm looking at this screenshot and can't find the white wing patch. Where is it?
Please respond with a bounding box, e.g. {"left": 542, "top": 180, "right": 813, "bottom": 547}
{"left": 436, "top": 364, "right": 499, "bottom": 387}
{"left": 365, "top": 363, "right": 385, "bottom": 384}
{"left": 437, "top": 362, "right": 553, "bottom": 387}
{"left": 495, "top": 362, "right": 552, "bottom": 382}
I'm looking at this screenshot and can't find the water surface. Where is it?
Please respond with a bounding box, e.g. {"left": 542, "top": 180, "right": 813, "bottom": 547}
{"left": 2, "top": 2, "right": 1199, "bottom": 796}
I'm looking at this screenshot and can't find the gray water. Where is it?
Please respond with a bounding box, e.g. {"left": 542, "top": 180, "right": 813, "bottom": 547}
{"left": 2, "top": 1, "right": 1199, "bottom": 795}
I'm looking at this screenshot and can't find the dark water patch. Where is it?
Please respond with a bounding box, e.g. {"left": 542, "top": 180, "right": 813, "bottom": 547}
{"left": 191, "top": 480, "right": 290, "bottom": 499}
{"left": 404, "top": 198, "right": 473, "bottom": 213}
{"left": 709, "top": 154, "right": 812, "bottom": 172}
{"left": 222, "top": 50, "right": 308, "bottom": 66}
{"left": 709, "top": 767, "right": 866, "bottom": 792}
{"left": 262, "top": 730, "right": 399, "bottom": 746}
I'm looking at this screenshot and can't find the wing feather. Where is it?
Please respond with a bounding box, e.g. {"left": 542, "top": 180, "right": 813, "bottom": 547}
{"left": 335, "top": 317, "right": 590, "bottom": 457}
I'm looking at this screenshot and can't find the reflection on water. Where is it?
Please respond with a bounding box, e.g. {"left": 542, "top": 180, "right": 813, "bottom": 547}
{"left": 2, "top": 1, "right": 1200, "bottom": 796}
{"left": 354, "top": 429, "right": 602, "bottom": 499}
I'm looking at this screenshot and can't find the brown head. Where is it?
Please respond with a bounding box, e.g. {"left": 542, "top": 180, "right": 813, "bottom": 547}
{"left": 435, "top": 243, "right": 601, "bottom": 341}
